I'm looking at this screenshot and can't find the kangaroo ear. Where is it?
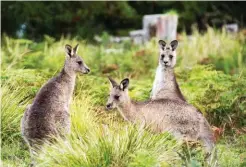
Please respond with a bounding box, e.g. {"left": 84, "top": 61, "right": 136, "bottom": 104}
{"left": 73, "top": 44, "right": 79, "bottom": 55}
{"left": 170, "top": 40, "right": 178, "bottom": 51}
{"left": 158, "top": 40, "right": 166, "bottom": 50}
{"left": 65, "top": 44, "right": 73, "bottom": 57}
{"left": 120, "top": 78, "right": 129, "bottom": 91}
{"left": 108, "top": 77, "right": 118, "bottom": 88}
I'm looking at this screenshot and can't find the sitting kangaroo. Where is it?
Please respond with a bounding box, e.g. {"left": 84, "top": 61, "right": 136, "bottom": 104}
{"left": 21, "top": 44, "right": 90, "bottom": 165}
{"left": 151, "top": 40, "right": 186, "bottom": 102}
{"left": 106, "top": 77, "right": 215, "bottom": 159}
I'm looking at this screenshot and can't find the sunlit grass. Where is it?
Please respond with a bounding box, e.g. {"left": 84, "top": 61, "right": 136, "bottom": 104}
{"left": 2, "top": 27, "right": 245, "bottom": 76}
{"left": 1, "top": 28, "right": 246, "bottom": 166}
{"left": 178, "top": 28, "right": 244, "bottom": 73}
{"left": 1, "top": 71, "right": 245, "bottom": 166}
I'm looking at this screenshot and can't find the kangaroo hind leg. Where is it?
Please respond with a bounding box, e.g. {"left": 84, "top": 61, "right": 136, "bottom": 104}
{"left": 200, "top": 136, "right": 218, "bottom": 166}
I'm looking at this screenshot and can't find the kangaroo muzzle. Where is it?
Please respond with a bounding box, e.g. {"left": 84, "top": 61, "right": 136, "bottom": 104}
{"left": 83, "top": 67, "right": 90, "bottom": 74}
{"left": 82, "top": 64, "right": 90, "bottom": 74}
{"left": 106, "top": 103, "right": 113, "bottom": 110}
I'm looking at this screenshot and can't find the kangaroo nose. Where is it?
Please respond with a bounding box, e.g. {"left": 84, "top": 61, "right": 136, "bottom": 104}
{"left": 164, "top": 61, "right": 168, "bottom": 65}
{"left": 106, "top": 103, "right": 112, "bottom": 109}
{"left": 86, "top": 68, "right": 90, "bottom": 73}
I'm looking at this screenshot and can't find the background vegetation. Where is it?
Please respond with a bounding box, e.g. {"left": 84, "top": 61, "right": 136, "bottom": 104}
{"left": 1, "top": 28, "right": 246, "bottom": 166}
{"left": 2, "top": 1, "right": 246, "bottom": 40}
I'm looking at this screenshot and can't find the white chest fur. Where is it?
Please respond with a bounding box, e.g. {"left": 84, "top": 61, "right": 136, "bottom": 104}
{"left": 151, "top": 66, "right": 165, "bottom": 99}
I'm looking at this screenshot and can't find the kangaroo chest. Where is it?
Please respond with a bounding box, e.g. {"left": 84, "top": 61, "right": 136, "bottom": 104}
{"left": 151, "top": 67, "right": 176, "bottom": 99}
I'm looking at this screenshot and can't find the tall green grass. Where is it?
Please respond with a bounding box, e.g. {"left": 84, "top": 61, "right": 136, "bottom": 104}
{"left": 1, "top": 83, "right": 31, "bottom": 166}
{"left": 1, "top": 75, "right": 182, "bottom": 167}
{"left": 1, "top": 73, "right": 244, "bottom": 167}
{"left": 178, "top": 27, "right": 246, "bottom": 74}
{"left": 1, "top": 28, "right": 246, "bottom": 166}
{"left": 2, "top": 28, "right": 245, "bottom": 76}
{"left": 38, "top": 88, "right": 179, "bottom": 167}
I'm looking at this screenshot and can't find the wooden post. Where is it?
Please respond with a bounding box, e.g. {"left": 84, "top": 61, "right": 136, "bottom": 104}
{"left": 143, "top": 14, "right": 178, "bottom": 42}
{"left": 130, "top": 14, "right": 178, "bottom": 44}
{"left": 156, "top": 15, "right": 178, "bottom": 41}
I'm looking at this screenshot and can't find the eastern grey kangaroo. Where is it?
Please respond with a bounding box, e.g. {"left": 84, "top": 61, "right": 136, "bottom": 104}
{"left": 21, "top": 44, "right": 90, "bottom": 165}
{"left": 106, "top": 77, "right": 215, "bottom": 158}
{"left": 151, "top": 40, "right": 186, "bottom": 102}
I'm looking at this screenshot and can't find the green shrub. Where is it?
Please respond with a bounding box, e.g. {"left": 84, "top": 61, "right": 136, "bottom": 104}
{"left": 176, "top": 65, "right": 246, "bottom": 130}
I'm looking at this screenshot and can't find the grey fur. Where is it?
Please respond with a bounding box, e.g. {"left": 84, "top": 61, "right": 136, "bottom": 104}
{"left": 151, "top": 40, "right": 185, "bottom": 102}
{"left": 21, "top": 44, "right": 90, "bottom": 165}
{"left": 106, "top": 78, "right": 215, "bottom": 155}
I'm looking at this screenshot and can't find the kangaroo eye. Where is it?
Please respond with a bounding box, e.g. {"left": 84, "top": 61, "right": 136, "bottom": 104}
{"left": 114, "top": 95, "right": 120, "bottom": 100}
{"left": 161, "top": 54, "right": 165, "bottom": 59}
{"left": 169, "top": 55, "right": 173, "bottom": 59}
{"left": 77, "top": 61, "right": 82, "bottom": 65}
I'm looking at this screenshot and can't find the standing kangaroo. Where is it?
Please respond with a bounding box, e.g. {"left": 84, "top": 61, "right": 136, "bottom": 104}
{"left": 21, "top": 44, "right": 90, "bottom": 165}
{"left": 106, "top": 77, "right": 215, "bottom": 159}
{"left": 151, "top": 40, "right": 186, "bottom": 102}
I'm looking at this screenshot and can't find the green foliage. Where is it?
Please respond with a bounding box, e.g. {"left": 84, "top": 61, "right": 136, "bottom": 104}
{"left": 128, "top": 150, "right": 158, "bottom": 167}
{"left": 1, "top": 84, "right": 31, "bottom": 166}
{"left": 1, "top": 75, "right": 180, "bottom": 167}
{"left": 1, "top": 1, "right": 137, "bottom": 40}
{"left": 1, "top": 84, "right": 30, "bottom": 143}
{"left": 164, "top": 9, "right": 178, "bottom": 15}
{"left": 177, "top": 65, "right": 246, "bottom": 130}
{"left": 37, "top": 122, "right": 179, "bottom": 167}
{"left": 2, "top": 2, "right": 246, "bottom": 40}
{"left": 178, "top": 27, "right": 246, "bottom": 74}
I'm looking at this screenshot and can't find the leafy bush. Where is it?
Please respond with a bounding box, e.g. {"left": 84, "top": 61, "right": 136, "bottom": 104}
{"left": 176, "top": 65, "right": 246, "bottom": 131}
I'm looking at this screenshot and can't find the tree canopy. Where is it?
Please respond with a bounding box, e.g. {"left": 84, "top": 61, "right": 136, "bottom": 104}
{"left": 2, "top": 1, "right": 246, "bottom": 41}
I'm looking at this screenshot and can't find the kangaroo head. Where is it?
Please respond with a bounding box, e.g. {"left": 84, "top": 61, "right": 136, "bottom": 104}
{"left": 106, "top": 77, "right": 130, "bottom": 110}
{"left": 158, "top": 40, "right": 178, "bottom": 69}
{"left": 64, "top": 44, "right": 90, "bottom": 74}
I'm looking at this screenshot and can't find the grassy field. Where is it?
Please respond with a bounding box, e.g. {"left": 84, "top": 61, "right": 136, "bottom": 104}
{"left": 1, "top": 28, "right": 246, "bottom": 167}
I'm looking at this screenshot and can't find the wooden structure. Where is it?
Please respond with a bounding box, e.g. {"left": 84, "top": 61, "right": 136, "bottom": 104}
{"left": 130, "top": 14, "right": 178, "bottom": 44}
